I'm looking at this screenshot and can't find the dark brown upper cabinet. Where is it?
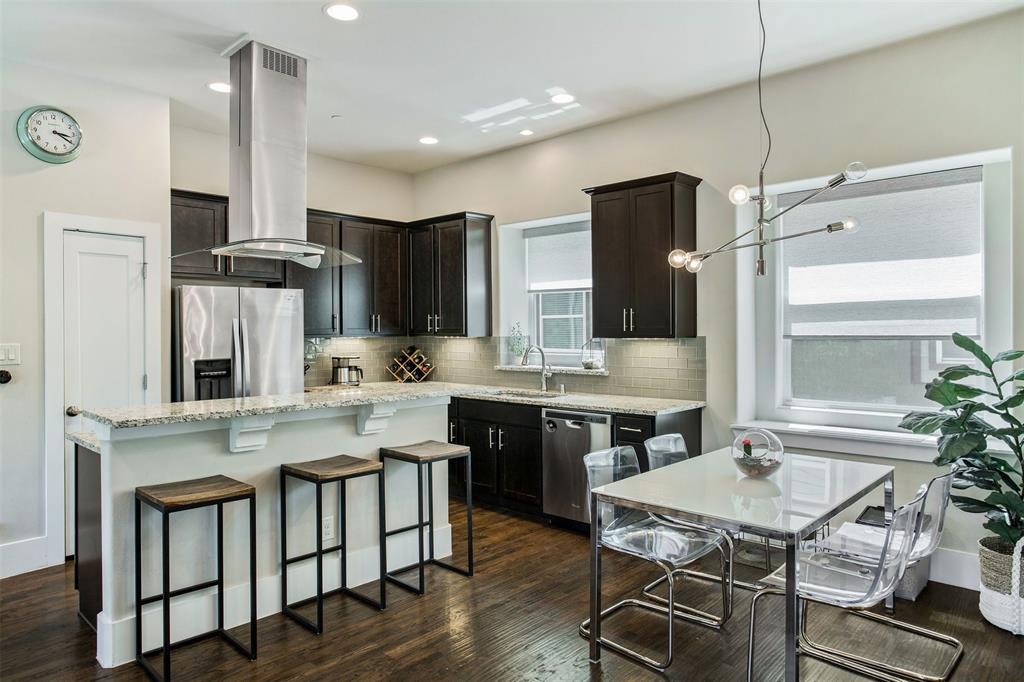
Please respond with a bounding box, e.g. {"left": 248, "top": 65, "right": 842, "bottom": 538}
{"left": 341, "top": 220, "right": 407, "bottom": 336}
{"left": 408, "top": 212, "right": 492, "bottom": 337}
{"left": 170, "top": 190, "right": 283, "bottom": 283}
{"left": 584, "top": 172, "right": 700, "bottom": 338}
{"left": 286, "top": 212, "right": 341, "bottom": 336}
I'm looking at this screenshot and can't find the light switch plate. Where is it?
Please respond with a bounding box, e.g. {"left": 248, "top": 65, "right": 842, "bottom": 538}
{"left": 0, "top": 343, "right": 20, "bottom": 366}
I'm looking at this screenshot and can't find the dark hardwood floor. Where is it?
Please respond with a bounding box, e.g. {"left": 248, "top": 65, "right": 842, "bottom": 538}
{"left": 1, "top": 504, "right": 1019, "bottom": 681}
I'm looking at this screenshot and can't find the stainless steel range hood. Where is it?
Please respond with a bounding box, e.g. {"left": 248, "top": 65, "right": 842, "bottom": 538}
{"left": 211, "top": 41, "right": 358, "bottom": 269}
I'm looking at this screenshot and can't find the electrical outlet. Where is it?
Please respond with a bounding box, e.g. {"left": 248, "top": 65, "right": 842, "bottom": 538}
{"left": 321, "top": 515, "right": 335, "bottom": 541}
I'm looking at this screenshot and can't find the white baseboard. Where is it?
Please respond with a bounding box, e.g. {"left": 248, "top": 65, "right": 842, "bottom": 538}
{"left": 0, "top": 535, "right": 54, "bottom": 579}
{"left": 929, "top": 546, "right": 979, "bottom": 591}
{"left": 98, "top": 524, "right": 451, "bottom": 668}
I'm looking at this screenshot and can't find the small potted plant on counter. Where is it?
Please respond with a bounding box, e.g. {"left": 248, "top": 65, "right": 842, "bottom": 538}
{"left": 899, "top": 332, "right": 1023, "bottom": 634}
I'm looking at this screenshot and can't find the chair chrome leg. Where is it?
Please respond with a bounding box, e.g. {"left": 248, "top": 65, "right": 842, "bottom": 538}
{"left": 799, "top": 602, "right": 964, "bottom": 682}
{"left": 747, "top": 586, "right": 782, "bottom": 681}
{"left": 640, "top": 537, "right": 736, "bottom": 628}
{"left": 579, "top": 563, "right": 676, "bottom": 672}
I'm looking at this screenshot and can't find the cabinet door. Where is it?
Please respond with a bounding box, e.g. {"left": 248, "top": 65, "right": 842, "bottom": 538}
{"left": 372, "top": 225, "right": 406, "bottom": 335}
{"left": 498, "top": 425, "right": 542, "bottom": 509}
{"left": 170, "top": 193, "right": 226, "bottom": 276}
{"left": 408, "top": 225, "right": 434, "bottom": 335}
{"left": 341, "top": 220, "right": 374, "bottom": 336}
{"left": 434, "top": 220, "right": 466, "bottom": 336}
{"left": 286, "top": 214, "right": 340, "bottom": 336}
{"left": 590, "top": 190, "right": 633, "bottom": 338}
{"left": 459, "top": 419, "right": 498, "bottom": 498}
{"left": 629, "top": 183, "right": 674, "bottom": 337}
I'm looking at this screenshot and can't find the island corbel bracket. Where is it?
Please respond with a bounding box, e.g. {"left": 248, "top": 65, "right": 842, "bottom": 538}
{"left": 229, "top": 415, "right": 276, "bottom": 452}
{"left": 357, "top": 402, "right": 398, "bottom": 435}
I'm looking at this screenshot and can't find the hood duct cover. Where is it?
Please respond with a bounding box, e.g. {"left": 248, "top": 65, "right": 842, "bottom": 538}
{"left": 168, "top": 41, "right": 358, "bottom": 270}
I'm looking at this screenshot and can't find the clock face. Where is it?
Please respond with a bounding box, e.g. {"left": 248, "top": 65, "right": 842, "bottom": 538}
{"left": 17, "top": 106, "right": 83, "bottom": 163}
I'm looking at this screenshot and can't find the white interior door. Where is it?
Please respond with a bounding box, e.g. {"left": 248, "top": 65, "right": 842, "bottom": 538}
{"left": 63, "top": 231, "right": 147, "bottom": 554}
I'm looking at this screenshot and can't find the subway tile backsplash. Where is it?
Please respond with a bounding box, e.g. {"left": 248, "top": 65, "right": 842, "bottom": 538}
{"left": 305, "top": 336, "right": 706, "bottom": 402}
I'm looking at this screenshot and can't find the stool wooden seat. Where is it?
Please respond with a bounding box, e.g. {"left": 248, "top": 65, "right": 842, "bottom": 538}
{"left": 135, "top": 476, "right": 256, "bottom": 681}
{"left": 379, "top": 440, "right": 471, "bottom": 463}
{"left": 281, "top": 454, "right": 386, "bottom": 634}
{"left": 381, "top": 440, "right": 474, "bottom": 596}
{"left": 282, "top": 454, "right": 383, "bottom": 482}
{"left": 136, "top": 475, "right": 255, "bottom": 511}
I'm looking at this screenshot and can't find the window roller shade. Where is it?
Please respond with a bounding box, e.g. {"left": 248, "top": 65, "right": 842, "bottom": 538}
{"left": 779, "top": 167, "right": 983, "bottom": 339}
{"left": 526, "top": 228, "right": 592, "bottom": 291}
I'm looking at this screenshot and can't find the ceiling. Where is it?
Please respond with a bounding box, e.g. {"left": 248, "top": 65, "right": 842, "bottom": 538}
{"left": 2, "top": 1, "right": 1019, "bottom": 173}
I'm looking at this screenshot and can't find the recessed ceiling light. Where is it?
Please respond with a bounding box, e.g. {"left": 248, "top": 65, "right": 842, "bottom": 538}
{"left": 324, "top": 3, "right": 359, "bottom": 21}
{"left": 519, "top": 129, "right": 534, "bottom": 136}
{"left": 550, "top": 93, "right": 575, "bottom": 104}
{"left": 419, "top": 136, "right": 439, "bottom": 145}
{"left": 207, "top": 81, "right": 231, "bottom": 94}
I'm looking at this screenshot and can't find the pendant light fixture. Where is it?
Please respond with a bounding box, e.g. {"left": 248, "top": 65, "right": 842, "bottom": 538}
{"left": 668, "top": 0, "right": 866, "bottom": 276}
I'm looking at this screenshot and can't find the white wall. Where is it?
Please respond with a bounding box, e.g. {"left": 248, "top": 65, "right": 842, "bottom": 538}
{"left": 0, "top": 61, "right": 172, "bottom": 564}
{"left": 412, "top": 12, "right": 1024, "bottom": 559}
{"left": 170, "top": 126, "right": 415, "bottom": 222}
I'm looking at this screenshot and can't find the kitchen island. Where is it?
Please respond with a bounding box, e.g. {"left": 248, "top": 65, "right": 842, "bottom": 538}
{"left": 72, "top": 382, "right": 703, "bottom": 668}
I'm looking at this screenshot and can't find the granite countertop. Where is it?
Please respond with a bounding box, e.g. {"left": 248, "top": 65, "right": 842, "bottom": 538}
{"left": 79, "top": 382, "right": 704, "bottom": 429}
{"left": 66, "top": 430, "right": 102, "bottom": 451}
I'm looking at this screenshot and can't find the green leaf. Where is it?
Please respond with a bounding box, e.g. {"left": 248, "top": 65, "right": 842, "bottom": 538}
{"left": 993, "top": 392, "right": 1024, "bottom": 411}
{"left": 1004, "top": 369, "right": 1024, "bottom": 384}
{"left": 937, "top": 432, "right": 986, "bottom": 463}
{"left": 898, "top": 411, "right": 951, "bottom": 434}
{"left": 983, "top": 518, "right": 1024, "bottom": 545}
{"left": 986, "top": 491, "right": 1024, "bottom": 517}
{"left": 952, "top": 332, "right": 993, "bottom": 368}
{"left": 993, "top": 350, "right": 1024, "bottom": 363}
{"left": 925, "top": 379, "right": 962, "bottom": 406}
{"left": 950, "top": 494, "right": 1001, "bottom": 514}
{"left": 939, "top": 364, "right": 989, "bottom": 380}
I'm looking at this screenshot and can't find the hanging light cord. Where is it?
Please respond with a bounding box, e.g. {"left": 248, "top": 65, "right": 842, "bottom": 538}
{"left": 757, "top": 0, "right": 771, "bottom": 175}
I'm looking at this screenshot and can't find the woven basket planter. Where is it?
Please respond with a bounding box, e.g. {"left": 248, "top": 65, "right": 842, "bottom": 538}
{"left": 978, "top": 536, "right": 1024, "bottom": 635}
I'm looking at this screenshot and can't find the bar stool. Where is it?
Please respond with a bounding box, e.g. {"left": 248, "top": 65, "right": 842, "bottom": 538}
{"left": 134, "top": 475, "right": 256, "bottom": 681}
{"left": 280, "top": 454, "right": 386, "bottom": 634}
{"left": 380, "top": 440, "right": 473, "bottom": 595}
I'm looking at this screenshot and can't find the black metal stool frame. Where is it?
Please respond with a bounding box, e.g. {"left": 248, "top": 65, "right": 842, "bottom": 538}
{"left": 381, "top": 452, "right": 473, "bottom": 596}
{"left": 134, "top": 491, "right": 257, "bottom": 682}
{"left": 280, "top": 466, "right": 386, "bottom": 635}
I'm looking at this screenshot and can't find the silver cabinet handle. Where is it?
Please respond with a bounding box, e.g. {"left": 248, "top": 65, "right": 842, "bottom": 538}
{"left": 622, "top": 308, "right": 627, "bottom": 332}
{"left": 215, "top": 254, "right": 221, "bottom": 272}
{"left": 427, "top": 314, "right": 432, "bottom": 333}
{"left": 498, "top": 428, "right": 505, "bottom": 450}
{"left": 434, "top": 314, "right": 440, "bottom": 332}
{"left": 488, "top": 426, "right": 494, "bottom": 448}
{"left": 450, "top": 421, "right": 456, "bottom": 442}
{"left": 630, "top": 308, "right": 635, "bottom": 332}
{"left": 620, "top": 426, "right": 643, "bottom": 433}
{"left": 229, "top": 256, "right": 235, "bottom": 273}
{"left": 376, "top": 314, "right": 381, "bottom": 333}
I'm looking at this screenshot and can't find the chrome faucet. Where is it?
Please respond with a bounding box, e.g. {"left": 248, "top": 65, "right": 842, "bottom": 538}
{"left": 521, "top": 344, "right": 554, "bottom": 392}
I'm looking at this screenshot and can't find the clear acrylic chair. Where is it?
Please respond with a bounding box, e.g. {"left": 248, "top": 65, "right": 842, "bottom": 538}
{"left": 644, "top": 433, "right": 768, "bottom": 595}
{"left": 801, "top": 467, "right": 963, "bottom": 681}
{"left": 747, "top": 486, "right": 929, "bottom": 682}
{"left": 578, "top": 445, "right": 732, "bottom": 672}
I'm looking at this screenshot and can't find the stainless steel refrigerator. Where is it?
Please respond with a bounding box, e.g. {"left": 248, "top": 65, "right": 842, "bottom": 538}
{"left": 172, "top": 285, "right": 304, "bottom": 402}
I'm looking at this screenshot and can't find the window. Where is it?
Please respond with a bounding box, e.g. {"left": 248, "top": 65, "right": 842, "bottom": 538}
{"left": 533, "top": 290, "right": 592, "bottom": 352}
{"left": 753, "top": 153, "right": 1012, "bottom": 431}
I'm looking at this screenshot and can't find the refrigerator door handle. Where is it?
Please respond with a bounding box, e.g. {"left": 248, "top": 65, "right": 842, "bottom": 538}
{"left": 240, "top": 318, "right": 253, "bottom": 397}
{"left": 231, "top": 318, "right": 243, "bottom": 398}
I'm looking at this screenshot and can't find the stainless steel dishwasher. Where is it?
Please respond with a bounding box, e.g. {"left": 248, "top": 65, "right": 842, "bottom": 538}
{"left": 542, "top": 409, "right": 611, "bottom": 523}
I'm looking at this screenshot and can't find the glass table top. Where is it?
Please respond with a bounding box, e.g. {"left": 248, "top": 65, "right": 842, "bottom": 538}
{"left": 592, "top": 447, "right": 893, "bottom": 537}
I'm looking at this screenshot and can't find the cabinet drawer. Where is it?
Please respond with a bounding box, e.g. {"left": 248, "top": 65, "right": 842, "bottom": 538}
{"left": 458, "top": 399, "right": 540, "bottom": 429}
{"left": 614, "top": 415, "right": 653, "bottom": 443}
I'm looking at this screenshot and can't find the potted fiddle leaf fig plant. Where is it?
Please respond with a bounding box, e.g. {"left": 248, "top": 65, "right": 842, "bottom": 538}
{"left": 899, "top": 333, "right": 1024, "bottom": 634}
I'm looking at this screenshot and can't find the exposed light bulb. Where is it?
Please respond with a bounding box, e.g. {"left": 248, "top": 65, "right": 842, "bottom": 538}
{"left": 842, "top": 217, "right": 860, "bottom": 233}
{"left": 843, "top": 161, "right": 868, "bottom": 181}
{"left": 667, "top": 249, "right": 690, "bottom": 269}
{"left": 728, "top": 184, "right": 751, "bottom": 205}
{"left": 685, "top": 257, "right": 704, "bottom": 273}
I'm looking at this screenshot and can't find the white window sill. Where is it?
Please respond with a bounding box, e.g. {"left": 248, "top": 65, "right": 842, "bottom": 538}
{"left": 731, "top": 420, "right": 940, "bottom": 463}
{"left": 494, "top": 364, "right": 609, "bottom": 377}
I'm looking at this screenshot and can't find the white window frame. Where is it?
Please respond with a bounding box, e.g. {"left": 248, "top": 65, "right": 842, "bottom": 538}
{"left": 747, "top": 149, "right": 1013, "bottom": 434}
{"left": 530, "top": 289, "right": 592, "bottom": 356}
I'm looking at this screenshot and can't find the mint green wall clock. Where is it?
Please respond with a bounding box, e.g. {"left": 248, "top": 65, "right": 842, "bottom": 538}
{"left": 17, "top": 105, "right": 83, "bottom": 164}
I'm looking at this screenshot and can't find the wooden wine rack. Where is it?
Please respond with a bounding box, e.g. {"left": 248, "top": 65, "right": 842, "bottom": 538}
{"left": 386, "top": 348, "right": 434, "bottom": 383}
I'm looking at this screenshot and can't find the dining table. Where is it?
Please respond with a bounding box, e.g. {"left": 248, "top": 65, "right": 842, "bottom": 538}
{"left": 587, "top": 446, "right": 895, "bottom": 681}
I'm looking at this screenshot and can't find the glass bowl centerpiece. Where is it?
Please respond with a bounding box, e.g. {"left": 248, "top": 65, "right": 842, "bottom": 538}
{"left": 731, "top": 428, "right": 784, "bottom": 478}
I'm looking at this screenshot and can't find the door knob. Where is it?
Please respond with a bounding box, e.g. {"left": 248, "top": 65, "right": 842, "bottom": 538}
{"left": 66, "top": 405, "right": 81, "bottom": 417}
{"left": 0, "top": 369, "right": 11, "bottom": 385}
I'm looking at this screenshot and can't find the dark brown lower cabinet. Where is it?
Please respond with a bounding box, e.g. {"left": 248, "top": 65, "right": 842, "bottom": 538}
{"left": 497, "top": 424, "right": 542, "bottom": 507}
{"left": 459, "top": 419, "right": 499, "bottom": 498}
{"left": 75, "top": 444, "right": 102, "bottom": 630}
{"left": 612, "top": 409, "right": 702, "bottom": 470}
